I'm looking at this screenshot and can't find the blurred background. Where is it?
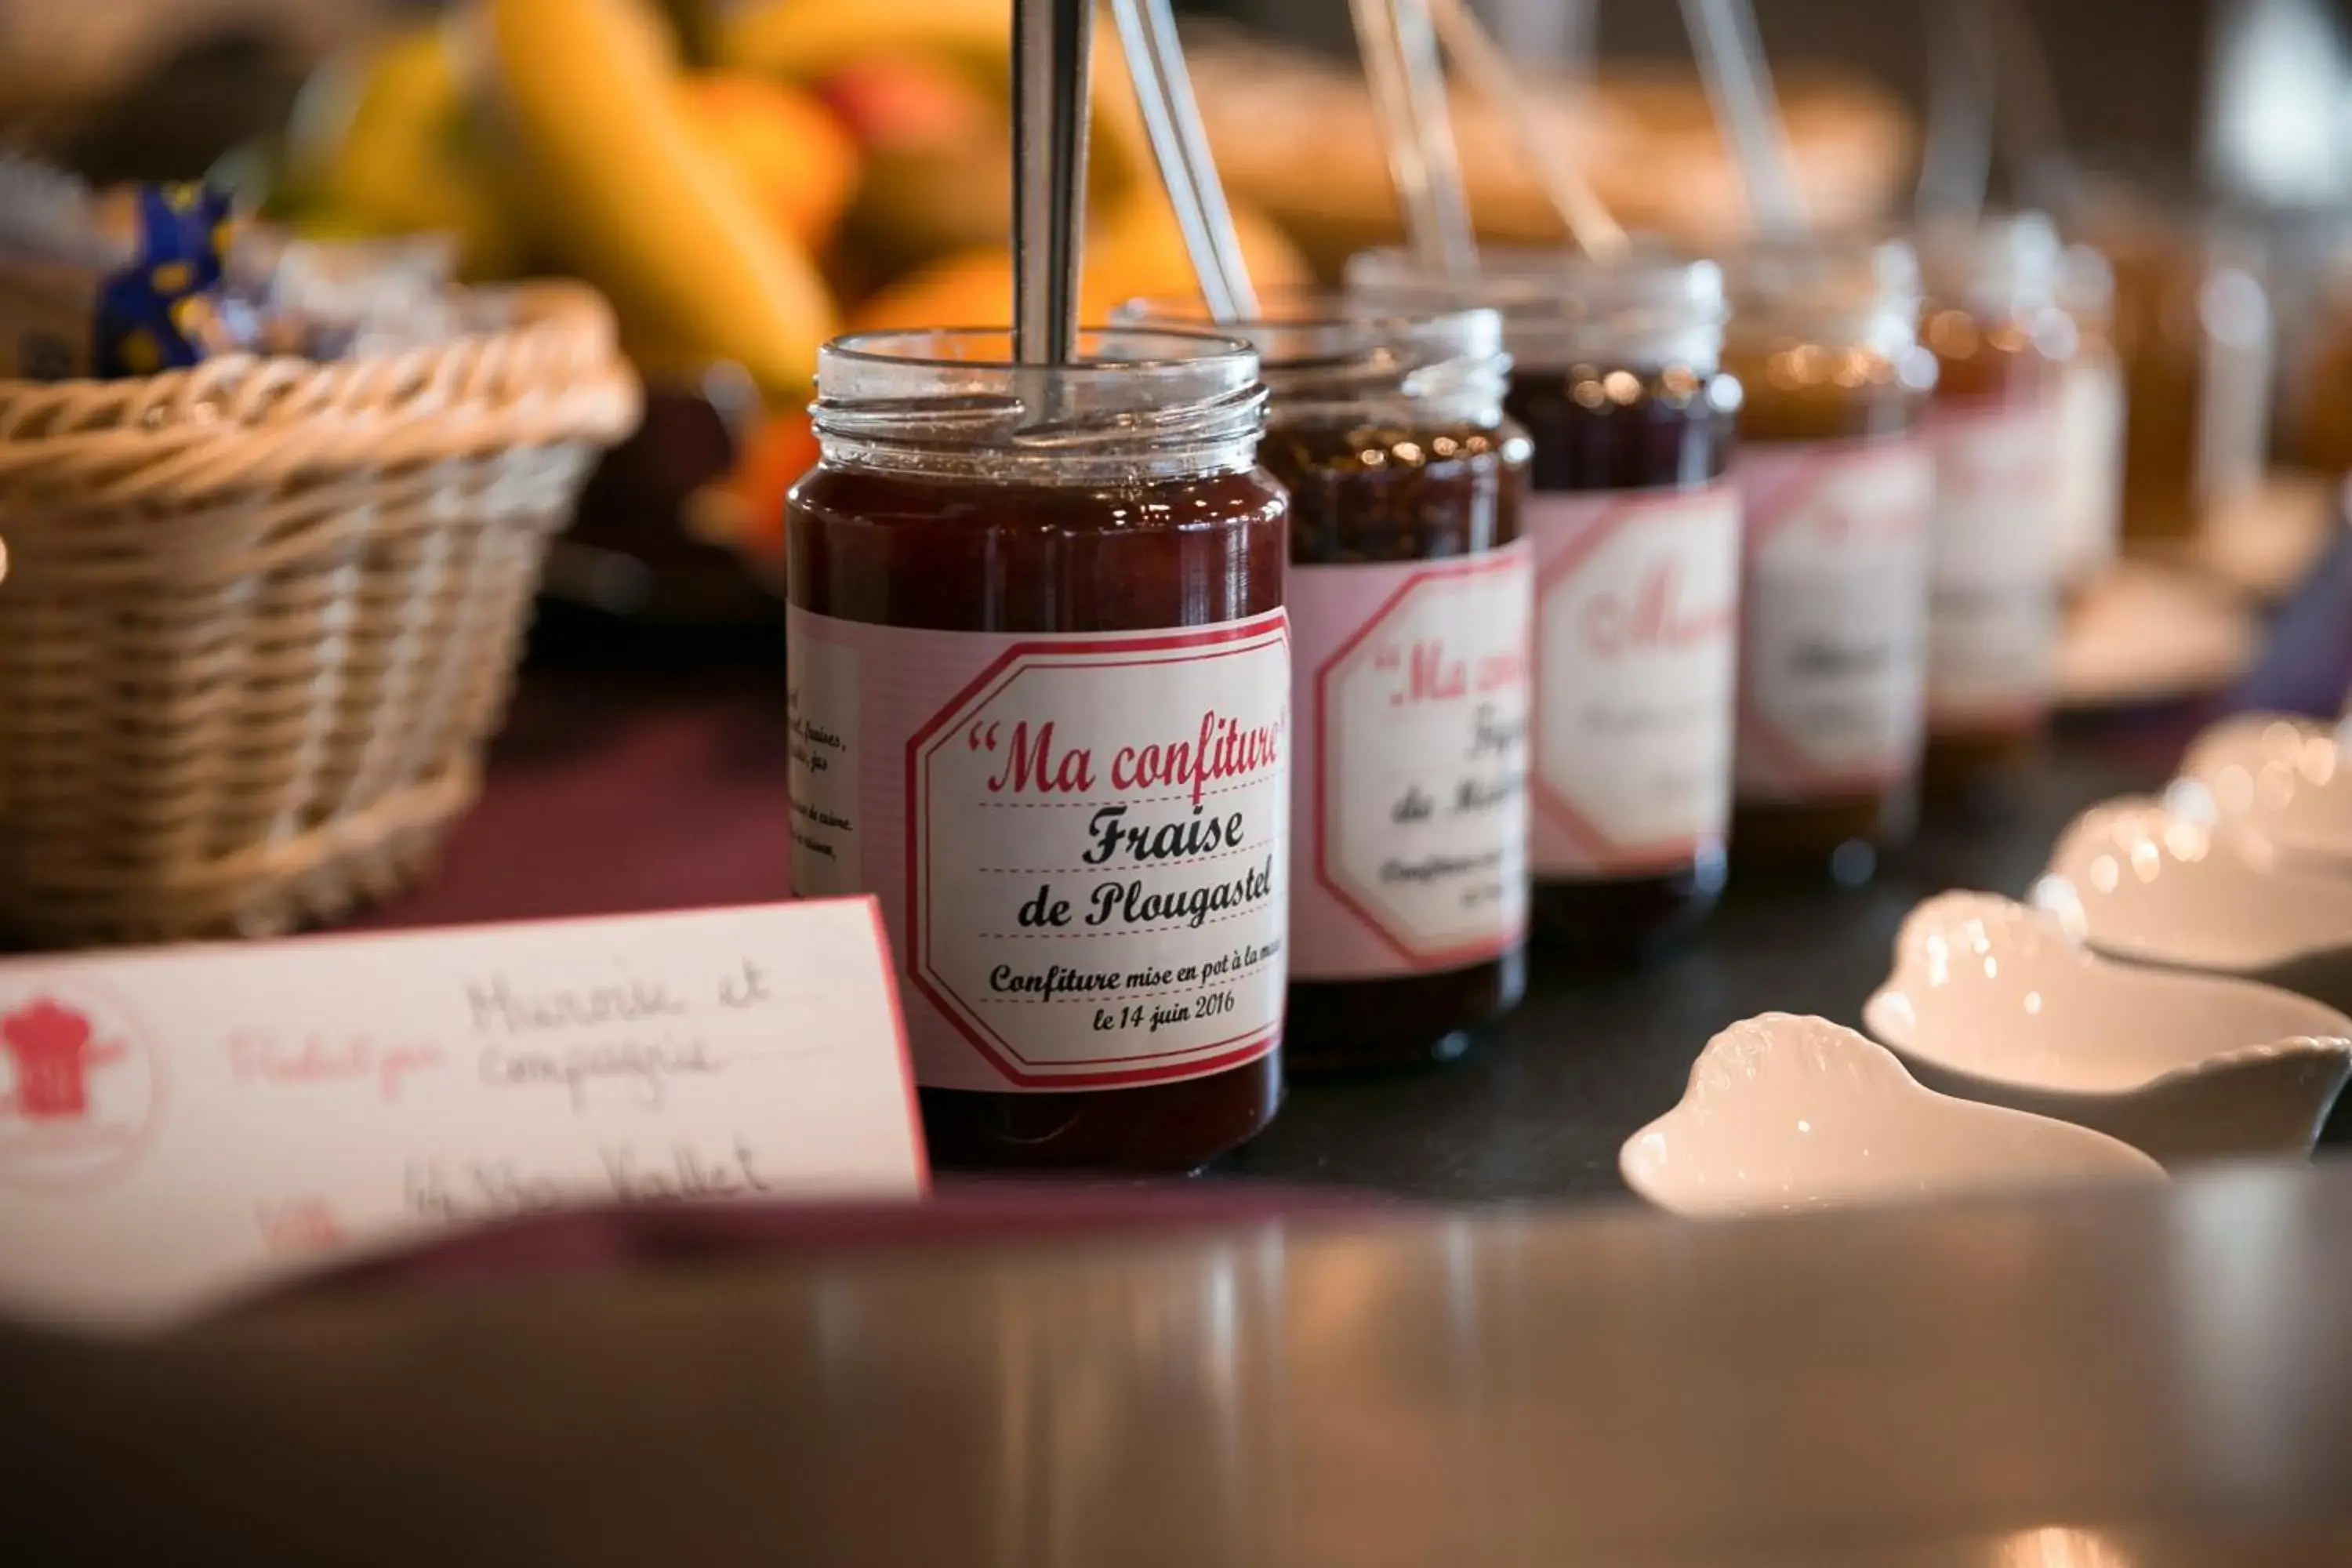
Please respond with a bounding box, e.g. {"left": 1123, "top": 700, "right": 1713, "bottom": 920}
{"left": 5, "top": 0, "right": 2350, "bottom": 621}
{"left": 11, "top": 1, "right": 2336, "bottom": 195}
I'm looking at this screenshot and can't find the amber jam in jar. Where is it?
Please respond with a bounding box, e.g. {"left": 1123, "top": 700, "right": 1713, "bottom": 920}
{"left": 1349, "top": 248, "right": 1740, "bottom": 965}
{"left": 1915, "top": 214, "right": 2073, "bottom": 800}
{"left": 1120, "top": 299, "right": 1532, "bottom": 1071}
{"left": 1722, "top": 237, "right": 1937, "bottom": 879}
{"left": 2081, "top": 189, "right": 2272, "bottom": 546}
{"left": 786, "top": 328, "right": 1290, "bottom": 1171}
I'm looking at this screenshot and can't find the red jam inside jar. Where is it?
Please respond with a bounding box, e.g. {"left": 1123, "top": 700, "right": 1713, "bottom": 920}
{"left": 1350, "top": 249, "right": 1742, "bottom": 967}
{"left": 786, "top": 328, "right": 1290, "bottom": 1170}
{"left": 1120, "top": 298, "right": 1534, "bottom": 1071}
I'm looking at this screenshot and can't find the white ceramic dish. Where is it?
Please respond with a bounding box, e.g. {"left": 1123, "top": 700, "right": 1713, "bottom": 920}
{"left": 1864, "top": 891, "right": 2352, "bottom": 1165}
{"left": 2057, "top": 559, "right": 2258, "bottom": 711}
{"left": 2034, "top": 796, "right": 2352, "bottom": 1014}
{"left": 2176, "top": 713, "right": 2352, "bottom": 870}
{"left": 1619, "top": 1013, "right": 2165, "bottom": 1218}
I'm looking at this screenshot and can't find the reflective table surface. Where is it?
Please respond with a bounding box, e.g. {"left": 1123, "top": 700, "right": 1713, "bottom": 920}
{"left": 9, "top": 1163, "right": 2352, "bottom": 1565}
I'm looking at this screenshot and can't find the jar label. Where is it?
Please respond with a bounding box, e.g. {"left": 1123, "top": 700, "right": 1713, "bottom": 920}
{"left": 1526, "top": 484, "right": 1740, "bottom": 877}
{"left": 2056, "top": 350, "right": 2126, "bottom": 584}
{"left": 2193, "top": 270, "right": 2272, "bottom": 508}
{"left": 1287, "top": 543, "right": 1532, "bottom": 980}
{"left": 1925, "top": 398, "right": 2063, "bottom": 727}
{"left": 786, "top": 606, "right": 1290, "bottom": 1093}
{"left": 1735, "top": 438, "right": 1933, "bottom": 801}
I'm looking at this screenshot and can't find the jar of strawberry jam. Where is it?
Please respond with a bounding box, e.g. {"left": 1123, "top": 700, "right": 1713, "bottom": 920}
{"left": 1916, "top": 213, "right": 2073, "bottom": 800}
{"left": 786, "top": 328, "right": 1290, "bottom": 1171}
{"left": 1119, "top": 298, "right": 1532, "bottom": 1071}
{"left": 1348, "top": 248, "right": 1741, "bottom": 965}
{"left": 1722, "top": 236, "right": 1938, "bottom": 879}
{"left": 2054, "top": 243, "right": 2126, "bottom": 592}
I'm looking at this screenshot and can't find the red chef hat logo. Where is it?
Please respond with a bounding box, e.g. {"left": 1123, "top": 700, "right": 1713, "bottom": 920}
{"left": 3, "top": 998, "right": 124, "bottom": 1120}
{"left": 0, "top": 991, "right": 158, "bottom": 1191}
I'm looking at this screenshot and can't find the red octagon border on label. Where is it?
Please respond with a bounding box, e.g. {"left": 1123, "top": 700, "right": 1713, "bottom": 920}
{"left": 1530, "top": 486, "right": 1733, "bottom": 873}
{"left": 1312, "top": 550, "right": 1526, "bottom": 968}
{"left": 902, "top": 616, "right": 1288, "bottom": 1089}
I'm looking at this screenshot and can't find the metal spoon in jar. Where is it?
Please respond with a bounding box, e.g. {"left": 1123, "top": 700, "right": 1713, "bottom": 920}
{"left": 1011, "top": 0, "right": 1091, "bottom": 365}
{"left": 1110, "top": 0, "right": 1258, "bottom": 321}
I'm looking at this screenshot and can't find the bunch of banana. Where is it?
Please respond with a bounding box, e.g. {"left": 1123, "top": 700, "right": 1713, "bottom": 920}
{"left": 273, "top": 18, "right": 521, "bottom": 281}
{"left": 272, "top": 0, "right": 841, "bottom": 405}
{"left": 266, "top": 0, "right": 1316, "bottom": 413}
{"left": 476, "top": 0, "right": 834, "bottom": 404}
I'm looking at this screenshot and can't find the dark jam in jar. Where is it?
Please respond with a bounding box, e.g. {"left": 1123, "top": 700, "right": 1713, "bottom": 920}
{"left": 1123, "top": 306, "right": 1532, "bottom": 1072}
{"left": 1353, "top": 249, "right": 1742, "bottom": 966}
{"left": 786, "top": 328, "right": 1290, "bottom": 1171}
{"left": 1915, "top": 214, "right": 2071, "bottom": 804}
{"left": 1722, "top": 237, "right": 1936, "bottom": 879}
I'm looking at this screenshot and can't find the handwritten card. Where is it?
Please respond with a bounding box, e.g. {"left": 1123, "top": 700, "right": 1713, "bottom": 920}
{"left": 0, "top": 899, "right": 925, "bottom": 1332}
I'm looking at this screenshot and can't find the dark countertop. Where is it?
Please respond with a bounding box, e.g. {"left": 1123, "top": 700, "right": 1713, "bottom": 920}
{"left": 368, "top": 609, "right": 2208, "bottom": 1201}
{"left": 1221, "top": 728, "right": 2183, "bottom": 1198}
{"left": 14, "top": 1165, "right": 2352, "bottom": 1566}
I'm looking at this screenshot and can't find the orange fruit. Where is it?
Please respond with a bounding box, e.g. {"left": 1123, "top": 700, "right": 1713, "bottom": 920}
{"left": 847, "top": 195, "right": 1312, "bottom": 335}
{"left": 728, "top": 410, "right": 821, "bottom": 555}
{"left": 677, "top": 71, "right": 861, "bottom": 249}
{"left": 849, "top": 249, "right": 1014, "bottom": 332}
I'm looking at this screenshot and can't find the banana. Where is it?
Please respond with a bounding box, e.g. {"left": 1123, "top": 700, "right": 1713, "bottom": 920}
{"left": 284, "top": 24, "right": 524, "bottom": 280}
{"left": 478, "top": 0, "right": 834, "bottom": 403}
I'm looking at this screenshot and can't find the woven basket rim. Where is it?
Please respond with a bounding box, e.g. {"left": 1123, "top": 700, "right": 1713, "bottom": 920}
{"left": 0, "top": 278, "right": 615, "bottom": 405}
{"left": 0, "top": 279, "right": 641, "bottom": 497}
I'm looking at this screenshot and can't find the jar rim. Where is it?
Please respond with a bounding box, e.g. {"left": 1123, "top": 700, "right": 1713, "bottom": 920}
{"left": 1112, "top": 292, "right": 1508, "bottom": 427}
{"left": 1343, "top": 245, "right": 1727, "bottom": 369}
{"left": 1721, "top": 233, "right": 1922, "bottom": 350}
{"left": 1722, "top": 234, "right": 1919, "bottom": 303}
{"left": 1915, "top": 209, "right": 2063, "bottom": 310}
{"left": 811, "top": 325, "right": 1268, "bottom": 482}
{"left": 1108, "top": 291, "right": 1504, "bottom": 370}
{"left": 1344, "top": 245, "right": 1728, "bottom": 323}
{"left": 820, "top": 324, "right": 1258, "bottom": 377}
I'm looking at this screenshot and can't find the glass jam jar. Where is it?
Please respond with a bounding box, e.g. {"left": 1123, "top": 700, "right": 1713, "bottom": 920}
{"left": 1916, "top": 213, "right": 2073, "bottom": 799}
{"left": 1348, "top": 248, "right": 1741, "bottom": 966}
{"left": 2054, "top": 244, "right": 2127, "bottom": 591}
{"left": 2082, "top": 191, "right": 2273, "bottom": 546}
{"left": 1722, "top": 236, "right": 1937, "bottom": 879}
{"left": 1119, "top": 298, "right": 1532, "bottom": 1072}
{"left": 786, "top": 328, "right": 1290, "bottom": 1171}
{"left": 2285, "top": 247, "right": 2352, "bottom": 474}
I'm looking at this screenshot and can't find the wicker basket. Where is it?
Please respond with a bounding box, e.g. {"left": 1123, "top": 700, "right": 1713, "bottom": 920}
{"left": 0, "top": 281, "right": 641, "bottom": 946}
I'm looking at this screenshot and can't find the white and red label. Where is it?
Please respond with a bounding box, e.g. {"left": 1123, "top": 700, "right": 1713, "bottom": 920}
{"left": 1526, "top": 485, "right": 1740, "bottom": 877}
{"left": 1735, "top": 437, "right": 1933, "bottom": 800}
{"left": 1925, "top": 397, "right": 2063, "bottom": 727}
{"left": 1288, "top": 545, "right": 1531, "bottom": 980}
{"left": 787, "top": 607, "right": 1290, "bottom": 1092}
{"left": 2055, "top": 348, "right": 2126, "bottom": 585}
{"left": 0, "top": 900, "right": 927, "bottom": 1332}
